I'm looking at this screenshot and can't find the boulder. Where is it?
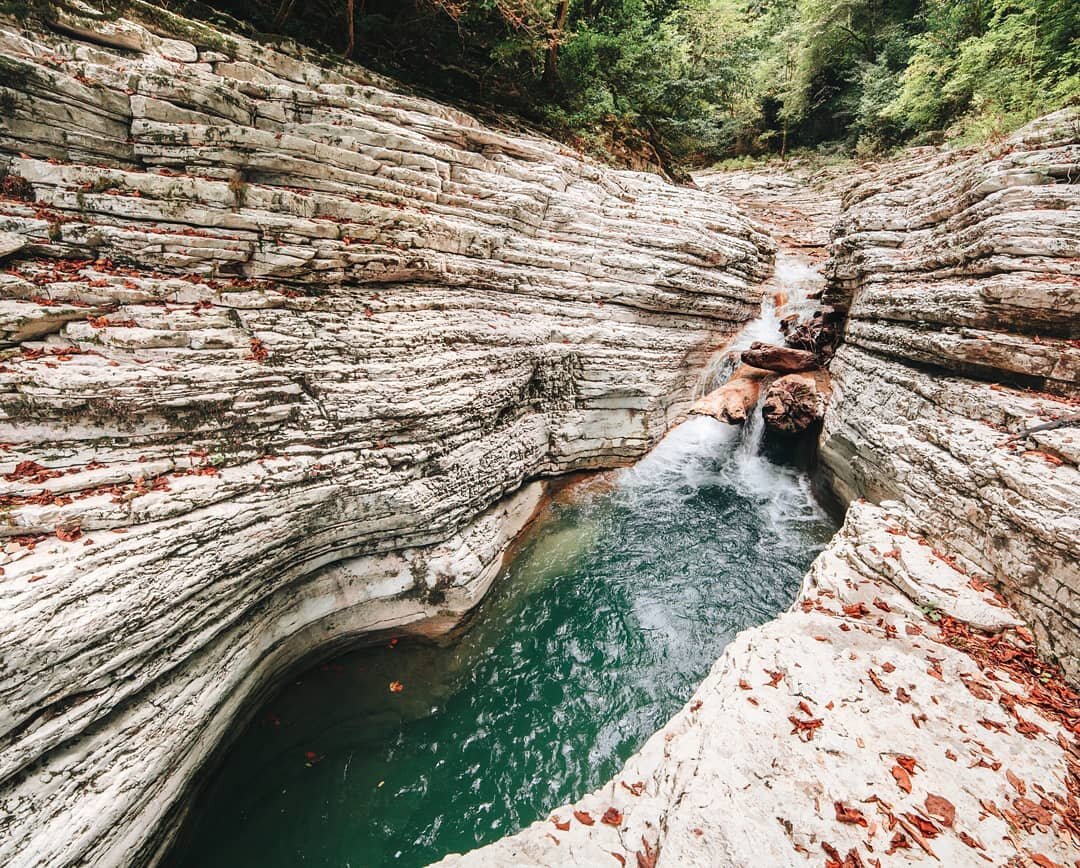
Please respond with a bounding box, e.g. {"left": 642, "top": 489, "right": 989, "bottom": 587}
{"left": 689, "top": 364, "right": 772, "bottom": 424}
{"left": 741, "top": 341, "right": 819, "bottom": 373}
{"left": 761, "top": 369, "right": 831, "bottom": 433}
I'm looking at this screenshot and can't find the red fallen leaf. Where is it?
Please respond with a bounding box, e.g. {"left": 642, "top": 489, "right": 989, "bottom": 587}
{"left": 388, "top": 680, "right": 404, "bottom": 693}
{"left": 1030, "top": 855, "right": 1062, "bottom": 868}
{"left": 601, "top": 808, "right": 623, "bottom": 826}
{"left": 304, "top": 750, "right": 322, "bottom": 764}
{"left": 895, "top": 687, "right": 911, "bottom": 703}
{"left": 797, "top": 700, "right": 813, "bottom": 716}
{"left": 574, "top": 810, "right": 595, "bottom": 826}
{"left": 905, "top": 624, "right": 922, "bottom": 636}
{"left": 843, "top": 602, "right": 869, "bottom": 618}
{"left": 839, "top": 623, "right": 851, "bottom": 632}
{"left": 896, "top": 755, "right": 917, "bottom": 774}
{"left": 1023, "top": 449, "right": 1062, "bottom": 466}
{"left": 902, "top": 813, "right": 940, "bottom": 838}
{"left": 957, "top": 831, "right": 983, "bottom": 850}
{"left": 1015, "top": 718, "right": 1045, "bottom": 738}
{"left": 977, "top": 717, "right": 1006, "bottom": 732}
{"left": 944, "top": 749, "right": 957, "bottom": 761}
{"left": 834, "top": 801, "right": 868, "bottom": 827}
{"left": 611, "top": 854, "right": 626, "bottom": 866}
{"left": 738, "top": 679, "right": 752, "bottom": 690}
{"left": 248, "top": 338, "right": 269, "bottom": 362}
{"left": 552, "top": 816, "right": 570, "bottom": 831}
{"left": 636, "top": 836, "right": 657, "bottom": 868}
{"left": 1006, "top": 770, "right": 1026, "bottom": 795}
{"left": 891, "top": 764, "right": 912, "bottom": 793}
{"left": 885, "top": 832, "right": 911, "bottom": 855}
{"left": 621, "top": 781, "right": 645, "bottom": 797}
{"left": 1015, "top": 626, "right": 1034, "bottom": 643}
{"left": 873, "top": 598, "right": 891, "bottom": 612}
{"left": 868, "top": 669, "right": 890, "bottom": 694}
{"left": 924, "top": 794, "right": 955, "bottom": 827}
{"left": 689, "top": 699, "right": 702, "bottom": 712}
{"left": 56, "top": 526, "right": 82, "bottom": 542}
{"left": 962, "top": 677, "right": 994, "bottom": 701}
{"left": 765, "top": 669, "right": 783, "bottom": 687}
{"left": 881, "top": 662, "right": 896, "bottom": 673}
{"left": 788, "top": 715, "right": 824, "bottom": 741}
{"left": 968, "top": 576, "right": 989, "bottom": 592}
{"left": 1013, "top": 797, "right": 1053, "bottom": 826}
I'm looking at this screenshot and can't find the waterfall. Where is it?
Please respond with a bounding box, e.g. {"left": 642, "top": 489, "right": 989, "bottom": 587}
{"left": 695, "top": 251, "right": 824, "bottom": 397}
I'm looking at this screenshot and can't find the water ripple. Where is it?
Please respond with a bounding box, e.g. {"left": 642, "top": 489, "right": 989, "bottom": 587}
{"left": 172, "top": 418, "right": 836, "bottom": 868}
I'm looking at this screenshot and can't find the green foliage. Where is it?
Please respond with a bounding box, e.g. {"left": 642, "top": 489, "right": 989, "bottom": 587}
{"left": 132, "top": 0, "right": 1079, "bottom": 164}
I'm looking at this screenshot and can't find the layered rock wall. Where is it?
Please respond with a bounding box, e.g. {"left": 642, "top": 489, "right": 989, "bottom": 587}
{"left": 820, "top": 111, "right": 1080, "bottom": 676}
{"left": 0, "top": 6, "right": 771, "bottom": 865}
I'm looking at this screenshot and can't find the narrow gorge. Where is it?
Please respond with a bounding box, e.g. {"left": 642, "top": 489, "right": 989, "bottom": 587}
{"left": 0, "top": 5, "right": 1077, "bottom": 868}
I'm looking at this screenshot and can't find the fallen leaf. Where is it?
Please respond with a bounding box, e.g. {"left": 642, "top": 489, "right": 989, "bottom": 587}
{"left": 885, "top": 832, "right": 911, "bottom": 855}
{"left": 636, "top": 836, "right": 658, "bottom": 868}
{"left": 1006, "top": 770, "right": 1026, "bottom": 795}
{"left": 611, "top": 854, "right": 626, "bottom": 866}
{"left": 765, "top": 669, "right": 783, "bottom": 688}
{"left": 868, "top": 669, "right": 890, "bottom": 694}
{"left": 891, "top": 764, "right": 912, "bottom": 793}
{"left": 902, "top": 813, "right": 940, "bottom": 839}
{"left": 924, "top": 794, "right": 955, "bottom": 827}
{"left": 574, "top": 810, "right": 595, "bottom": 826}
{"left": 552, "top": 817, "right": 570, "bottom": 832}
{"left": 835, "top": 801, "right": 868, "bottom": 827}
{"left": 389, "top": 680, "right": 404, "bottom": 693}
{"left": 601, "top": 808, "right": 623, "bottom": 826}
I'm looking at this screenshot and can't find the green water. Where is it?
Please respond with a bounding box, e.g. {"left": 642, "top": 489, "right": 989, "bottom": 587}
{"left": 171, "top": 417, "right": 835, "bottom": 868}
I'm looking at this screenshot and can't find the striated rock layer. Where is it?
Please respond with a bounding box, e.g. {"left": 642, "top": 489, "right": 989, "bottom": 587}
{"left": 0, "top": 6, "right": 773, "bottom": 866}
{"left": 437, "top": 119, "right": 1080, "bottom": 867}
{"left": 820, "top": 110, "right": 1080, "bottom": 678}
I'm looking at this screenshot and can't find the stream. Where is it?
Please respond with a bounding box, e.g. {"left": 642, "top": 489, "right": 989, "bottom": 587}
{"left": 170, "top": 407, "right": 836, "bottom": 867}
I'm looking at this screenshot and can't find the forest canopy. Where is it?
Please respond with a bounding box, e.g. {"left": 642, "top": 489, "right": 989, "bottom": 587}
{"left": 149, "top": 0, "right": 1077, "bottom": 165}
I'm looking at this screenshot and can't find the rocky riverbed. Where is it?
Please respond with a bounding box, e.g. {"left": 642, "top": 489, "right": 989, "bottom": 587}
{"left": 0, "top": 4, "right": 1078, "bottom": 867}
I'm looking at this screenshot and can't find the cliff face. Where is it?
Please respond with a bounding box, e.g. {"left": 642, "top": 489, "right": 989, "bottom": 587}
{"left": 436, "top": 116, "right": 1080, "bottom": 868}
{"left": 0, "top": 7, "right": 772, "bottom": 866}
{"left": 820, "top": 111, "right": 1080, "bottom": 678}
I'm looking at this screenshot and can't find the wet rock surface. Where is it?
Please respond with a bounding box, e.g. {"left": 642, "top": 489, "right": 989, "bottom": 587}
{"left": 439, "top": 125, "right": 1080, "bottom": 866}
{"left": 437, "top": 502, "right": 1080, "bottom": 867}
{"left": 761, "top": 369, "right": 831, "bottom": 434}
{"left": 0, "top": 7, "right": 772, "bottom": 866}
{"left": 0, "top": 6, "right": 1077, "bottom": 867}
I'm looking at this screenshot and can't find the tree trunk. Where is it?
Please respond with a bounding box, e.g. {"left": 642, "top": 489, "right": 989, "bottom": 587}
{"left": 272, "top": 0, "right": 297, "bottom": 29}
{"left": 542, "top": 0, "right": 570, "bottom": 90}
{"left": 345, "top": 0, "right": 356, "bottom": 58}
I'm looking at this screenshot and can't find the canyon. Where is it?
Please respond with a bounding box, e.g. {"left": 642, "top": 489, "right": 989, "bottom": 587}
{"left": 0, "top": 4, "right": 1078, "bottom": 867}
